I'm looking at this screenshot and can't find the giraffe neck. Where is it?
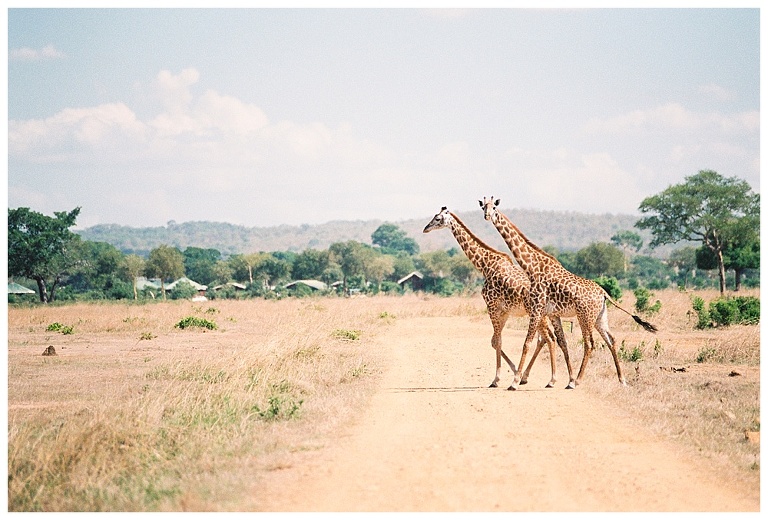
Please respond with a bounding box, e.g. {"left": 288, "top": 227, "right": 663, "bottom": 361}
{"left": 448, "top": 212, "right": 495, "bottom": 274}
{"left": 493, "top": 211, "right": 556, "bottom": 276}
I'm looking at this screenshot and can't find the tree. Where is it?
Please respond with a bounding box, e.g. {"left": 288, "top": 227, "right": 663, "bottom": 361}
{"left": 667, "top": 247, "right": 697, "bottom": 289}
{"left": 636, "top": 170, "right": 760, "bottom": 294}
{"left": 8, "top": 207, "right": 81, "bottom": 302}
{"left": 122, "top": 254, "right": 146, "bottom": 300}
{"left": 329, "top": 240, "right": 368, "bottom": 295}
{"left": 144, "top": 245, "right": 185, "bottom": 299}
{"left": 573, "top": 242, "right": 624, "bottom": 279}
{"left": 182, "top": 247, "right": 221, "bottom": 285}
{"left": 371, "top": 223, "right": 420, "bottom": 255}
{"left": 252, "top": 253, "right": 292, "bottom": 290}
{"left": 611, "top": 230, "right": 643, "bottom": 273}
{"left": 363, "top": 253, "right": 395, "bottom": 292}
{"left": 292, "top": 249, "right": 330, "bottom": 280}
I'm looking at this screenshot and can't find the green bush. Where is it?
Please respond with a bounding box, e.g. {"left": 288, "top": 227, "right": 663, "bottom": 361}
{"left": 633, "top": 287, "right": 661, "bottom": 315}
{"left": 594, "top": 276, "right": 622, "bottom": 300}
{"left": 691, "top": 295, "right": 760, "bottom": 328}
{"left": 709, "top": 298, "right": 740, "bottom": 327}
{"left": 691, "top": 295, "right": 711, "bottom": 329}
{"left": 735, "top": 296, "right": 760, "bottom": 324}
{"left": 175, "top": 316, "right": 217, "bottom": 330}
{"left": 46, "top": 322, "right": 74, "bottom": 335}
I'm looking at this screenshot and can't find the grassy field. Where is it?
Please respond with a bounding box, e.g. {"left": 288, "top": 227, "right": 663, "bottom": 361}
{"left": 6, "top": 289, "right": 760, "bottom": 511}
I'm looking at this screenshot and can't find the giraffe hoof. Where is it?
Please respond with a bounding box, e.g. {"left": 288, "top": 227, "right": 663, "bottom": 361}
{"left": 506, "top": 385, "right": 518, "bottom": 391}
{"left": 565, "top": 382, "right": 576, "bottom": 390}
{"left": 545, "top": 383, "right": 554, "bottom": 388}
{"left": 489, "top": 382, "right": 498, "bottom": 388}
{"left": 519, "top": 380, "right": 528, "bottom": 385}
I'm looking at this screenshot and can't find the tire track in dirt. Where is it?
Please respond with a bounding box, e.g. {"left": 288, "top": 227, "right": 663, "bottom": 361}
{"left": 258, "top": 316, "right": 758, "bottom": 512}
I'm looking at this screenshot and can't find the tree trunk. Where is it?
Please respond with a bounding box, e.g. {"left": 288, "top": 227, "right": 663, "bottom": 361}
{"left": 34, "top": 277, "right": 48, "bottom": 303}
{"left": 734, "top": 268, "right": 743, "bottom": 292}
{"left": 716, "top": 249, "right": 727, "bottom": 295}
{"left": 133, "top": 278, "right": 138, "bottom": 300}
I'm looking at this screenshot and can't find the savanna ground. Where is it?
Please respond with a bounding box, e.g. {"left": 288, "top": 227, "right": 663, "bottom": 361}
{"left": 6, "top": 289, "right": 760, "bottom": 511}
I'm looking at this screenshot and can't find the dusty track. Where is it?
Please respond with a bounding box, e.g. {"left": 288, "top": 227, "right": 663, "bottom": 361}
{"left": 257, "top": 316, "right": 758, "bottom": 512}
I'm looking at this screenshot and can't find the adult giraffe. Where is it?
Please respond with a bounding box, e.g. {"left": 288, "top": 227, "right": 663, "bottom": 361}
{"left": 423, "top": 206, "right": 574, "bottom": 389}
{"left": 480, "top": 196, "right": 657, "bottom": 389}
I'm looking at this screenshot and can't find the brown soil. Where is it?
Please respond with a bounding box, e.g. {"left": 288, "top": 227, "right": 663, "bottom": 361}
{"left": 256, "top": 316, "right": 759, "bottom": 512}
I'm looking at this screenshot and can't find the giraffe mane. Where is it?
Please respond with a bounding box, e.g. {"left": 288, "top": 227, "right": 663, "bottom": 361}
{"left": 500, "top": 212, "right": 560, "bottom": 263}
{"left": 449, "top": 212, "right": 506, "bottom": 256}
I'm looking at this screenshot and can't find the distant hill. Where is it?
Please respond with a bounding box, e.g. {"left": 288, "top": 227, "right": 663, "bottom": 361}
{"left": 76, "top": 207, "right": 655, "bottom": 257}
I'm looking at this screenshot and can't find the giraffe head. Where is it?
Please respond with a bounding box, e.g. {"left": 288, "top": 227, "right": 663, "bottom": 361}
{"left": 423, "top": 206, "right": 453, "bottom": 233}
{"left": 479, "top": 196, "right": 501, "bottom": 224}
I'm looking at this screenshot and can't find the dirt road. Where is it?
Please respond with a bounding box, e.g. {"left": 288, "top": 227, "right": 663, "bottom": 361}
{"left": 257, "top": 316, "right": 758, "bottom": 512}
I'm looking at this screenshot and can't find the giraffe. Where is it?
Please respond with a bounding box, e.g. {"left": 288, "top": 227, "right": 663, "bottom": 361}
{"left": 423, "top": 206, "right": 574, "bottom": 388}
{"left": 479, "top": 196, "right": 658, "bottom": 389}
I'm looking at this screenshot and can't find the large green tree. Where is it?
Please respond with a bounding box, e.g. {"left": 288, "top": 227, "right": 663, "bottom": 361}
{"left": 329, "top": 240, "right": 368, "bottom": 295}
{"left": 144, "top": 245, "right": 185, "bottom": 299}
{"left": 636, "top": 170, "right": 759, "bottom": 294}
{"left": 182, "top": 247, "right": 221, "bottom": 285}
{"left": 8, "top": 207, "right": 81, "bottom": 302}
{"left": 371, "top": 223, "right": 420, "bottom": 255}
{"left": 574, "top": 242, "right": 624, "bottom": 278}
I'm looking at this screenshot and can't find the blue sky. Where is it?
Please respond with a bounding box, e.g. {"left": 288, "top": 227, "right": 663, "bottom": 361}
{"left": 6, "top": 6, "right": 761, "bottom": 229}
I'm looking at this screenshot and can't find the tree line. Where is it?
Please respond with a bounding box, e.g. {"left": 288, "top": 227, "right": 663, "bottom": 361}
{"left": 8, "top": 170, "right": 759, "bottom": 304}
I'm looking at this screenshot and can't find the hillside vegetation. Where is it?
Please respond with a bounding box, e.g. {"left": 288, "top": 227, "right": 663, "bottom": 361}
{"left": 77, "top": 208, "right": 649, "bottom": 257}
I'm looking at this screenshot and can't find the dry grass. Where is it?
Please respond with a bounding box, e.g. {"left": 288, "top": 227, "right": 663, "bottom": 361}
{"left": 569, "top": 288, "right": 760, "bottom": 495}
{"left": 7, "top": 295, "right": 477, "bottom": 511}
{"left": 7, "top": 290, "right": 760, "bottom": 510}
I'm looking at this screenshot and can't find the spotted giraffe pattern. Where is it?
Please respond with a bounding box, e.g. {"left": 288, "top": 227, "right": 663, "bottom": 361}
{"left": 480, "top": 196, "right": 657, "bottom": 389}
{"left": 423, "top": 207, "right": 573, "bottom": 388}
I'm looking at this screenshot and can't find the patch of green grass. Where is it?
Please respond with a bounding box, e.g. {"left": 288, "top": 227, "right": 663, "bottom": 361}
{"left": 46, "top": 322, "right": 74, "bottom": 335}
{"left": 332, "top": 329, "right": 360, "bottom": 341}
{"left": 175, "top": 316, "right": 217, "bottom": 330}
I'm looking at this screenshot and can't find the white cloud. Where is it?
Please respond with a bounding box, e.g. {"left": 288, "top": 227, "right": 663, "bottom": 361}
{"left": 698, "top": 83, "right": 736, "bottom": 102}
{"left": 583, "top": 103, "right": 758, "bottom": 135}
{"left": 9, "top": 103, "right": 146, "bottom": 157}
{"left": 521, "top": 153, "right": 642, "bottom": 214}
{"left": 10, "top": 44, "right": 66, "bottom": 61}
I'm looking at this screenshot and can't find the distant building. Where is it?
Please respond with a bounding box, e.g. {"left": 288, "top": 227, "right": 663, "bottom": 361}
{"left": 7, "top": 282, "right": 35, "bottom": 295}
{"left": 284, "top": 280, "right": 328, "bottom": 291}
{"left": 397, "top": 271, "right": 424, "bottom": 292}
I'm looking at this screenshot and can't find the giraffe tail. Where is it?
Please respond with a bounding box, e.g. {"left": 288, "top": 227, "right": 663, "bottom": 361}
{"left": 605, "top": 294, "right": 658, "bottom": 333}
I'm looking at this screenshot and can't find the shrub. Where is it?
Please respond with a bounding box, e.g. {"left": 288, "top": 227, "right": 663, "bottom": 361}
{"left": 634, "top": 287, "right": 661, "bottom": 315}
{"left": 735, "top": 296, "right": 760, "bottom": 324}
{"left": 691, "top": 295, "right": 711, "bottom": 329}
{"left": 618, "top": 340, "right": 643, "bottom": 362}
{"left": 594, "top": 276, "right": 622, "bottom": 300}
{"left": 175, "top": 316, "right": 217, "bottom": 330}
{"left": 46, "top": 322, "right": 74, "bottom": 335}
{"left": 709, "top": 298, "right": 740, "bottom": 327}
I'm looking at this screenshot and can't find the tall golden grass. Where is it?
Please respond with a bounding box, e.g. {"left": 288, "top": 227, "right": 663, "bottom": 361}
{"left": 7, "top": 289, "right": 760, "bottom": 510}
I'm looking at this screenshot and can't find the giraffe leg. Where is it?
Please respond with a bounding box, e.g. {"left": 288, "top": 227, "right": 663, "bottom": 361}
{"left": 489, "top": 321, "right": 502, "bottom": 388}
{"left": 489, "top": 311, "right": 515, "bottom": 388}
{"left": 544, "top": 323, "right": 558, "bottom": 388}
{"left": 595, "top": 310, "right": 625, "bottom": 385}
{"left": 519, "top": 330, "right": 545, "bottom": 385}
{"left": 575, "top": 328, "right": 595, "bottom": 387}
{"left": 509, "top": 316, "right": 540, "bottom": 390}
{"left": 551, "top": 317, "right": 575, "bottom": 389}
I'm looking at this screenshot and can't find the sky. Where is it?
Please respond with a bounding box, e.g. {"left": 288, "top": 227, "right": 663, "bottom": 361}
{"left": 6, "top": 5, "right": 762, "bottom": 229}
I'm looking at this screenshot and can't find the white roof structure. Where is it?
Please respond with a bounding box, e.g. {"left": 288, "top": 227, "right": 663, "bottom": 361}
{"left": 166, "top": 277, "right": 207, "bottom": 291}
{"left": 284, "top": 280, "right": 327, "bottom": 291}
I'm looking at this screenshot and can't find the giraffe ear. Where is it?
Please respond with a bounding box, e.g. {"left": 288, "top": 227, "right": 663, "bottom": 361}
{"left": 441, "top": 206, "right": 447, "bottom": 211}
{"left": 495, "top": 198, "right": 501, "bottom": 207}
{"left": 478, "top": 200, "right": 483, "bottom": 208}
